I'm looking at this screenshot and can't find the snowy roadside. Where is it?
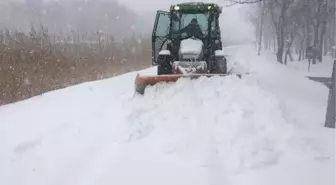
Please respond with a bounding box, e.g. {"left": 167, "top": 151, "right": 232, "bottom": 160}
{"left": 281, "top": 55, "right": 334, "bottom": 78}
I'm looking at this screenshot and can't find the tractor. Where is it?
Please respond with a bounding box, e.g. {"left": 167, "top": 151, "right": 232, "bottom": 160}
{"left": 135, "top": 2, "right": 229, "bottom": 94}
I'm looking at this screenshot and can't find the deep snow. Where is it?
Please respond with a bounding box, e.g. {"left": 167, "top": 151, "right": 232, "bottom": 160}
{"left": 0, "top": 45, "right": 334, "bottom": 185}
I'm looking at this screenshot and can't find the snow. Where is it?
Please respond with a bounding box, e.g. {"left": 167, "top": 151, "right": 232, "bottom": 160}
{"left": 215, "top": 49, "right": 225, "bottom": 56}
{"left": 284, "top": 55, "right": 334, "bottom": 77}
{"left": 0, "top": 45, "right": 334, "bottom": 185}
{"left": 179, "top": 38, "right": 203, "bottom": 55}
{"left": 159, "top": 50, "right": 171, "bottom": 55}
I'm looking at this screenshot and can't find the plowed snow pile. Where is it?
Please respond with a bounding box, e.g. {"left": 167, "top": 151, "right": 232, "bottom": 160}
{"left": 0, "top": 45, "right": 334, "bottom": 185}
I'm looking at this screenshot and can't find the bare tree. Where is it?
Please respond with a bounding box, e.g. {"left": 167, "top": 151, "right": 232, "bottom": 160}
{"left": 240, "top": 0, "right": 336, "bottom": 63}
{"left": 257, "top": 1, "right": 266, "bottom": 55}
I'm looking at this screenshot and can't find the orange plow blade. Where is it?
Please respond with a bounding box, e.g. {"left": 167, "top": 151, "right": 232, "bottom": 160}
{"left": 134, "top": 73, "right": 230, "bottom": 95}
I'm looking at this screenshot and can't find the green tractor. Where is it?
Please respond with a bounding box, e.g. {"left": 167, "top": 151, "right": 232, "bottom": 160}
{"left": 135, "top": 2, "right": 229, "bottom": 94}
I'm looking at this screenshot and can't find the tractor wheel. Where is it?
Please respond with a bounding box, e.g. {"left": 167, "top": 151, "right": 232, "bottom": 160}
{"left": 212, "top": 56, "right": 227, "bottom": 74}
{"left": 157, "top": 55, "right": 173, "bottom": 75}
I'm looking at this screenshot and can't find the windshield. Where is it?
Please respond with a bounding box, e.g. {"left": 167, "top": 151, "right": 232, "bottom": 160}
{"left": 171, "top": 12, "right": 209, "bottom": 37}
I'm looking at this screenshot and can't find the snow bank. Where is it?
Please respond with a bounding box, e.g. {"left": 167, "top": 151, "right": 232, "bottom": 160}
{"left": 141, "top": 46, "right": 335, "bottom": 184}
{"left": 0, "top": 45, "right": 334, "bottom": 185}
{"left": 224, "top": 46, "right": 335, "bottom": 184}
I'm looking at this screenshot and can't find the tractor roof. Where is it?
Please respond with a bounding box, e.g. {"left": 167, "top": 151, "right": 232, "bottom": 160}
{"left": 169, "top": 2, "right": 222, "bottom": 14}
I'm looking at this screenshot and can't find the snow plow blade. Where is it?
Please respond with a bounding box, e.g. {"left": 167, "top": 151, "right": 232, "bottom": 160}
{"left": 134, "top": 73, "right": 237, "bottom": 95}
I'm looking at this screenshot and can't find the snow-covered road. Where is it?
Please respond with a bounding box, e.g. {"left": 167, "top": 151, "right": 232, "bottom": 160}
{"left": 0, "top": 45, "right": 334, "bottom": 185}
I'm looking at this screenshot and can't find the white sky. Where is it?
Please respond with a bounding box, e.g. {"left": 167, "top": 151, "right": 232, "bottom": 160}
{"left": 116, "top": 0, "right": 255, "bottom": 42}
{"left": 0, "top": 0, "right": 255, "bottom": 41}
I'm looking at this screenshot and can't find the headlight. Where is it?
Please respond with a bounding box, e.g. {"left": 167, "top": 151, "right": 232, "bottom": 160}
{"left": 174, "top": 6, "right": 180, "bottom": 10}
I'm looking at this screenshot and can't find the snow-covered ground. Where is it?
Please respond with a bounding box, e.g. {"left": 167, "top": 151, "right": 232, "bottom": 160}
{"left": 0, "top": 45, "right": 334, "bottom": 185}
{"left": 284, "top": 54, "right": 334, "bottom": 78}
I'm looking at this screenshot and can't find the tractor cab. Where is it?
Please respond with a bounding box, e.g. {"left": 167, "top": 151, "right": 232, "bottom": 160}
{"left": 152, "top": 2, "right": 223, "bottom": 67}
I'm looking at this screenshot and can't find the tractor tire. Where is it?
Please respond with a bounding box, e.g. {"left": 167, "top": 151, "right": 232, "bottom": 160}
{"left": 157, "top": 55, "right": 173, "bottom": 75}
{"left": 212, "top": 56, "right": 227, "bottom": 74}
